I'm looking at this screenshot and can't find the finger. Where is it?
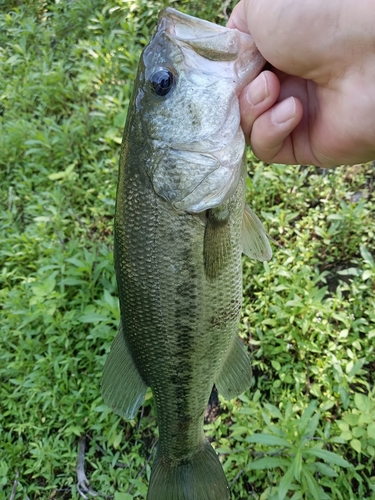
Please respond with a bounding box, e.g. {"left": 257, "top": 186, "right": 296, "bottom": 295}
{"left": 226, "top": 1, "right": 249, "bottom": 32}
{"left": 239, "top": 71, "right": 280, "bottom": 143}
{"left": 250, "top": 96, "right": 305, "bottom": 164}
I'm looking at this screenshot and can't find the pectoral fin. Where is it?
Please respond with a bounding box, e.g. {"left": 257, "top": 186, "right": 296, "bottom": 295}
{"left": 215, "top": 336, "right": 252, "bottom": 400}
{"left": 203, "top": 208, "right": 231, "bottom": 280}
{"left": 242, "top": 204, "right": 272, "bottom": 261}
{"left": 101, "top": 323, "right": 147, "bottom": 419}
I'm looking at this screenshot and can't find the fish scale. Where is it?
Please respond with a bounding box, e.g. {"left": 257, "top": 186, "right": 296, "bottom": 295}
{"left": 116, "top": 166, "right": 244, "bottom": 455}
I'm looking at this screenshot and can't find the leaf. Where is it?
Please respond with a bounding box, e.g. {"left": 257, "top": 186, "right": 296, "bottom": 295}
{"left": 358, "top": 413, "right": 374, "bottom": 427}
{"left": 302, "top": 469, "right": 322, "bottom": 500}
{"left": 309, "top": 286, "right": 327, "bottom": 303}
{"left": 248, "top": 457, "right": 289, "bottom": 469}
{"left": 339, "top": 387, "right": 349, "bottom": 409}
{"left": 352, "top": 426, "right": 366, "bottom": 438}
{"left": 327, "top": 214, "right": 344, "bottom": 221}
{"left": 78, "top": 312, "right": 109, "bottom": 322}
{"left": 114, "top": 494, "right": 133, "bottom": 500}
{"left": 330, "top": 436, "right": 348, "bottom": 444}
{"left": 271, "top": 361, "right": 281, "bottom": 371}
{"left": 113, "top": 430, "right": 123, "bottom": 449}
{"left": 340, "top": 431, "right": 353, "bottom": 441}
{"left": 113, "top": 112, "right": 127, "bottom": 127}
{"left": 350, "top": 439, "right": 362, "bottom": 454}
{"left": 293, "top": 448, "right": 302, "bottom": 482}
{"left": 354, "top": 393, "right": 373, "bottom": 413}
{"left": 263, "top": 403, "right": 283, "bottom": 420}
{"left": 278, "top": 464, "right": 294, "bottom": 500}
{"left": 304, "top": 447, "right": 351, "bottom": 467}
{"left": 362, "top": 270, "right": 373, "bottom": 280}
{"left": 367, "top": 423, "right": 375, "bottom": 438}
{"left": 66, "top": 257, "right": 85, "bottom": 267}
{"left": 337, "top": 421, "right": 350, "bottom": 432}
{"left": 347, "top": 359, "right": 366, "bottom": 377}
{"left": 290, "top": 493, "right": 303, "bottom": 500}
{"left": 103, "top": 289, "right": 116, "bottom": 307}
{"left": 261, "top": 411, "right": 272, "bottom": 428}
{"left": 31, "top": 277, "right": 56, "bottom": 297}
{"left": 337, "top": 267, "right": 360, "bottom": 276}
{"left": 94, "top": 405, "right": 112, "bottom": 413}
{"left": 104, "top": 127, "right": 122, "bottom": 144}
{"left": 360, "top": 245, "right": 374, "bottom": 265}
{"left": 0, "top": 460, "right": 8, "bottom": 478}
{"left": 34, "top": 216, "right": 50, "bottom": 222}
{"left": 285, "top": 298, "right": 304, "bottom": 308}
{"left": 314, "top": 462, "right": 338, "bottom": 477}
{"left": 247, "top": 434, "right": 292, "bottom": 448}
{"left": 60, "top": 278, "right": 87, "bottom": 286}
{"left": 231, "top": 426, "right": 251, "bottom": 436}
{"left": 304, "top": 412, "right": 320, "bottom": 438}
{"left": 343, "top": 413, "right": 359, "bottom": 426}
{"left": 298, "top": 400, "right": 318, "bottom": 434}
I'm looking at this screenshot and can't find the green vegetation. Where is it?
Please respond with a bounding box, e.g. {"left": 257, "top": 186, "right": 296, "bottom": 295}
{"left": 1, "top": 0, "right": 374, "bottom": 498}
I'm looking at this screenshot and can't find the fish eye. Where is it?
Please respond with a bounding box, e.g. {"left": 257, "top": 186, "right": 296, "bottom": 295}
{"left": 149, "top": 68, "right": 175, "bottom": 97}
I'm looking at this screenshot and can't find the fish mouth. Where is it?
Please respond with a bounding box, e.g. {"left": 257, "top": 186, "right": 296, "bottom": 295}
{"left": 158, "top": 8, "right": 239, "bottom": 60}
{"left": 157, "top": 8, "right": 265, "bottom": 93}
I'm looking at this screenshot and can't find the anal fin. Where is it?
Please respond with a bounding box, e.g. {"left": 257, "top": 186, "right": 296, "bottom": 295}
{"left": 101, "top": 322, "right": 147, "bottom": 419}
{"left": 215, "top": 336, "right": 252, "bottom": 400}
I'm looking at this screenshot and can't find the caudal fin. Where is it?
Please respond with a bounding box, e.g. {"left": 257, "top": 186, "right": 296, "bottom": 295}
{"left": 146, "top": 440, "right": 229, "bottom": 500}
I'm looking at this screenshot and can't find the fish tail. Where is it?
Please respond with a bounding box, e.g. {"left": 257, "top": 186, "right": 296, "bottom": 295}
{"left": 146, "top": 440, "right": 230, "bottom": 500}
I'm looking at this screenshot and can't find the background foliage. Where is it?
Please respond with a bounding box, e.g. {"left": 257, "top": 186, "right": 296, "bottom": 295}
{"left": 1, "top": 0, "right": 374, "bottom": 498}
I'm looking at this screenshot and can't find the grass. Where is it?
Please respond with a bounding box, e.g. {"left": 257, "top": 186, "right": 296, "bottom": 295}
{"left": 1, "top": 0, "right": 374, "bottom": 498}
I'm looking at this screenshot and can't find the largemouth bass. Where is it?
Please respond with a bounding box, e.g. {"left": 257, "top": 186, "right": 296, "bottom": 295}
{"left": 101, "top": 8, "right": 272, "bottom": 500}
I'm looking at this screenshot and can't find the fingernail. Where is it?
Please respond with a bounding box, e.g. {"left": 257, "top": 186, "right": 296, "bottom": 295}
{"left": 272, "top": 97, "right": 296, "bottom": 124}
{"left": 246, "top": 73, "right": 269, "bottom": 106}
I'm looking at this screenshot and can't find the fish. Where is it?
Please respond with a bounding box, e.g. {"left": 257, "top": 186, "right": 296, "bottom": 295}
{"left": 101, "top": 7, "right": 272, "bottom": 500}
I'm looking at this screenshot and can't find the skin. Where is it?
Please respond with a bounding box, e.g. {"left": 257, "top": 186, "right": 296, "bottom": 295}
{"left": 227, "top": 0, "right": 375, "bottom": 167}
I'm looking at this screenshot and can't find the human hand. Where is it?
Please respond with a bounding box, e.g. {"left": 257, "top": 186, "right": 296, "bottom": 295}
{"left": 228, "top": 0, "right": 375, "bottom": 167}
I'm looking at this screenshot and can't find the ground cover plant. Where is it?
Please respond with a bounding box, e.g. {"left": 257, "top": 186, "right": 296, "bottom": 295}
{"left": 1, "top": 0, "right": 374, "bottom": 498}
